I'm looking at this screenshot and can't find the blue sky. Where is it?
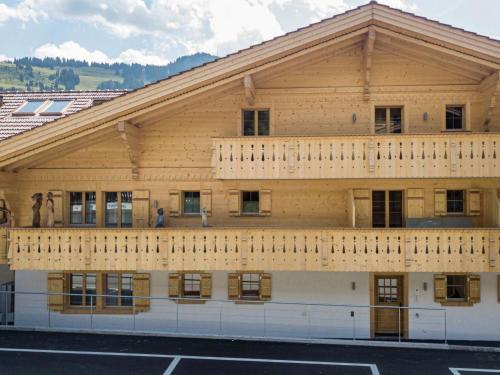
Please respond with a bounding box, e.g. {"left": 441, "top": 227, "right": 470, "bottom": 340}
{"left": 0, "top": 0, "right": 499, "bottom": 65}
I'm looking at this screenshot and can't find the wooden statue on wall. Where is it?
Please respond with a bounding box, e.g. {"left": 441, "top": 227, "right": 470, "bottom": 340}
{"left": 32, "top": 193, "right": 43, "bottom": 228}
{"left": 201, "top": 208, "right": 209, "bottom": 227}
{"left": 46, "top": 192, "right": 54, "bottom": 228}
{"left": 155, "top": 208, "right": 165, "bottom": 228}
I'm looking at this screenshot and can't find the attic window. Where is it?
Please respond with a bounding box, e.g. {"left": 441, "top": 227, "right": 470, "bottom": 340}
{"left": 13, "top": 100, "right": 46, "bottom": 116}
{"left": 40, "top": 100, "right": 72, "bottom": 115}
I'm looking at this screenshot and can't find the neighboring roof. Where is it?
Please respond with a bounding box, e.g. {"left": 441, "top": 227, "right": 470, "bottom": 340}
{"left": 0, "top": 1, "right": 499, "bottom": 171}
{"left": 0, "top": 90, "right": 126, "bottom": 140}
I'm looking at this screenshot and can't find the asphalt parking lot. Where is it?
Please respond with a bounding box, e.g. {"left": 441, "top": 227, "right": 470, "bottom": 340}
{"left": 0, "top": 330, "right": 499, "bottom": 374}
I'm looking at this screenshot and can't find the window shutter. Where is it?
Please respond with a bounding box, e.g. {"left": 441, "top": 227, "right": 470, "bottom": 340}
{"left": 169, "top": 190, "right": 181, "bottom": 217}
{"left": 353, "top": 189, "right": 370, "bottom": 227}
{"left": 200, "top": 190, "right": 212, "bottom": 216}
{"left": 467, "top": 189, "right": 481, "bottom": 216}
{"left": 407, "top": 189, "right": 424, "bottom": 218}
{"left": 132, "top": 190, "right": 150, "bottom": 228}
{"left": 168, "top": 273, "right": 181, "bottom": 298}
{"left": 259, "top": 190, "right": 272, "bottom": 216}
{"left": 48, "top": 272, "right": 66, "bottom": 311}
{"left": 260, "top": 273, "right": 272, "bottom": 300}
{"left": 228, "top": 190, "right": 241, "bottom": 216}
{"left": 468, "top": 274, "right": 481, "bottom": 303}
{"left": 227, "top": 273, "right": 240, "bottom": 299}
{"left": 434, "top": 274, "right": 447, "bottom": 303}
{"left": 133, "top": 273, "right": 150, "bottom": 312}
{"left": 200, "top": 273, "right": 212, "bottom": 298}
{"left": 434, "top": 189, "right": 447, "bottom": 216}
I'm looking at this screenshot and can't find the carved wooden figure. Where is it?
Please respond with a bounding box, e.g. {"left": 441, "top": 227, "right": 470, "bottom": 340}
{"left": 31, "top": 193, "right": 43, "bottom": 228}
{"left": 46, "top": 192, "right": 54, "bottom": 228}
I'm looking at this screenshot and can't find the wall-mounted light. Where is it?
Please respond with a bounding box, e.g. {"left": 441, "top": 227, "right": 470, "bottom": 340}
{"left": 351, "top": 281, "right": 356, "bottom": 291}
{"left": 422, "top": 282, "right": 428, "bottom": 292}
{"left": 423, "top": 112, "right": 429, "bottom": 122}
{"left": 352, "top": 113, "right": 357, "bottom": 124}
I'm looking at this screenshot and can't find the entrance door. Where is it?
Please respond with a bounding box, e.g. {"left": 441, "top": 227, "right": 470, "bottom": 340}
{"left": 373, "top": 275, "right": 404, "bottom": 336}
{"left": 372, "top": 191, "right": 404, "bottom": 228}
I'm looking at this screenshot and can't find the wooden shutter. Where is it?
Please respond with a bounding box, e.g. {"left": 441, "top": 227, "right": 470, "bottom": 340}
{"left": 169, "top": 190, "right": 181, "bottom": 217}
{"left": 48, "top": 190, "right": 64, "bottom": 227}
{"left": 48, "top": 272, "right": 66, "bottom": 311}
{"left": 467, "top": 189, "right": 481, "bottom": 216}
{"left": 407, "top": 189, "right": 424, "bottom": 218}
{"left": 260, "top": 273, "right": 272, "bottom": 300}
{"left": 168, "top": 273, "right": 181, "bottom": 298}
{"left": 259, "top": 190, "right": 272, "bottom": 216}
{"left": 228, "top": 273, "right": 240, "bottom": 299}
{"left": 133, "top": 273, "right": 150, "bottom": 312}
{"left": 434, "top": 274, "right": 447, "bottom": 303}
{"left": 200, "top": 273, "right": 212, "bottom": 298}
{"left": 353, "top": 189, "right": 370, "bottom": 227}
{"left": 434, "top": 189, "right": 447, "bottom": 216}
{"left": 228, "top": 190, "right": 241, "bottom": 216}
{"left": 132, "top": 190, "right": 150, "bottom": 228}
{"left": 200, "top": 190, "right": 212, "bottom": 216}
{"left": 468, "top": 274, "right": 481, "bottom": 303}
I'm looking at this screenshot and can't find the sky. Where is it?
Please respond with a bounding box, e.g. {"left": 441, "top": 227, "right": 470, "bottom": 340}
{"left": 0, "top": 0, "right": 499, "bottom": 65}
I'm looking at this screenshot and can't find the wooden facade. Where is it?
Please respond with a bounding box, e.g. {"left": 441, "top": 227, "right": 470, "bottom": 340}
{"left": 0, "top": 2, "right": 499, "bottom": 277}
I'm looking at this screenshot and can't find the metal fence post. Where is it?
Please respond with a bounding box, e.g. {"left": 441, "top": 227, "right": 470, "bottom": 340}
{"left": 398, "top": 307, "right": 401, "bottom": 343}
{"left": 307, "top": 305, "right": 311, "bottom": 340}
{"left": 133, "top": 297, "right": 136, "bottom": 331}
{"left": 90, "top": 295, "right": 94, "bottom": 330}
{"left": 444, "top": 308, "right": 447, "bottom": 344}
{"left": 352, "top": 310, "right": 356, "bottom": 341}
{"left": 47, "top": 294, "right": 51, "bottom": 328}
{"left": 263, "top": 304, "right": 267, "bottom": 338}
{"left": 176, "top": 299, "right": 179, "bottom": 333}
{"left": 218, "top": 302, "right": 223, "bottom": 336}
{"left": 4, "top": 291, "right": 7, "bottom": 326}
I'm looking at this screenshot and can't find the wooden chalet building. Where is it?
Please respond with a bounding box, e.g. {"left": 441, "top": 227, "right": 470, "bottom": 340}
{"left": 0, "top": 2, "right": 499, "bottom": 340}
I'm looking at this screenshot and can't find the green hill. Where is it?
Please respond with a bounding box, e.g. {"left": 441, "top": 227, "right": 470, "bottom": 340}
{"left": 0, "top": 53, "right": 217, "bottom": 92}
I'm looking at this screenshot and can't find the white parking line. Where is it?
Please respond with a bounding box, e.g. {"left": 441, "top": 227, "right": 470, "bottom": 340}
{"left": 0, "top": 347, "right": 380, "bottom": 375}
{"left": 450, "top": 368, "right": 500, "bottom": 374}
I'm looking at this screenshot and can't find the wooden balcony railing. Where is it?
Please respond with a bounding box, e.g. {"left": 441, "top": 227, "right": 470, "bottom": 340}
{"left": 212, "top": 133, "right": 500, "bottom": 179}
{"left": 7, "top": 228, "right": 500, "bottom": 272}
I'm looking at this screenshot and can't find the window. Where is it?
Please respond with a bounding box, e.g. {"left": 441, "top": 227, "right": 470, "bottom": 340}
{"left": 242, "top": 191, "right": 259, "bottom": 214}
{"left": 372, "top": 190, "right": 404, "bottom": 228}
{"left": 13, "top": 100, "right": 46, "bottom": 115}
{"left": 447, "top": 275, "right": 467, "bottom": 301}
{"left": 70, "top": 273, "right": 97, "bottom": 307}
{"left": 241, "top": 273, "right": 260, "bottom": 299}
{"left": 375, "top": 107, "right": 402, "bottom": 134}
{"left": 242, "top": 109, "right": 270, "bottom": 136}
{"left": 377, "top": 277, "right": 400, "bottom": 303}
{"left": 105, "top": 192, "right": 132, "bottom": 227}
{"left": 446, "top": 106, "right": 464, "bottom": 130}
{"left": 69, "top": 192, "right": 96, "bottom": 225}
{"left": 182, "top": 273, "right": 201, "bottom": 297}
{"left": 41, "top": 100, "right": 71, "bottom": 115}
{"left": 105, "top": 273, "right": 133, "bottom": 307}
{"left": 183, "top": 191, "right": 200, "bottom": 215}
{"left": 446, "top": 190, "right": 464, "bottom": 214}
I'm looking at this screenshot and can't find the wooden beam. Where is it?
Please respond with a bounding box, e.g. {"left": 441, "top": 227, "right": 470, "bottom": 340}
{"left": 480, "top": 71, "right": 500, "bottom": 131}
{"left": 244, "top": 75, "right": 255, "bottom": 105}
{"left": 363, "top": 27, "right": 376, "bottom": 101}
{"left": 117, "top": 121, "right": 140, "bottom": 179}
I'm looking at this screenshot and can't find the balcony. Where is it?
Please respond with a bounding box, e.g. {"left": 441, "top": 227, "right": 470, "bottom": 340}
{"left": 212, "top": 133, "right": 500, "bottom": 179}
{"left": 7, "top": 227, "right": 500, "bottom": 273}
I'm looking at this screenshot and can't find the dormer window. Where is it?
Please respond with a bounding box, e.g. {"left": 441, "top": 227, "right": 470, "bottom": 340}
{"left": 41, "top": 100, "right": 72, "bottom": 116}
{"left": 13, "top": 100, "right": 46, "bottom": 116}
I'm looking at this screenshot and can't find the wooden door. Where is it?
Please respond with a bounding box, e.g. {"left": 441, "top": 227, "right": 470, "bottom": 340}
{"left": 373, "top": 275, "right": 404, "bottom": 336}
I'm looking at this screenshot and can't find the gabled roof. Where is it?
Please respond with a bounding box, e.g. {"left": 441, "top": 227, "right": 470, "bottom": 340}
{"left": 0, "top": 1, "right": 499, "bottom": 171}
{"left": 0, "top": 90, "right": 126, "bottom": 140}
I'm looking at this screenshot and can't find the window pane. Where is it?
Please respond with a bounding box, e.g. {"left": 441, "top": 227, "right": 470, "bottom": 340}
{"left": 121, "top": 192, "right": 133, "bottom": 228}
{"left": 16, "top": 100, "right": 45, "bottom": 114}
{"left": 105, "top": 192, "right": 118, "bottom": 227}
{"left": 447, "top": 275, "right": 466, "bottom": 300}
{"left": 106, "top": 273, "right": 119, "bottom": 306}
{"left": 446, "top": 106, "right": 463, "bottom": 130}
{"left": 241, "top": 273, "right": 260, "bottom": 298}
{"left": 242, "top": 191, "right": 259, "bottom": 214}
{"left": 121, "top": 273, "right": 133, "bottom": 306}
{"left": 375, "top": 108, "right": 387, "bottom": 134}
{"left": 42, "top": 100, "right": 71, "bottom": 114}
{"left": 243, "top": 110, "right": 255, "bottom": 136}
{"left": 70, "top": 273, "right": 83, "bottom": 306}
{"left": 372, "top": 191, "right": 386, "bottom": 228}
{"left": 388, "top": 191, "right": 403, "bottom": 228}
{"left": 258, "top": 110, "right": 270, "bottom": 136}
{"left": 85, "top": 273, "right": 97, "bottom": 306}
{"left": 183, "top": 273, "right": 201, "bottom": 297}
{"left": 446, "top": 190, "right": 464, "bottom": 213}
{"left": 85, "top": 192, "right": 96, "bottom": 225}
{"left": 69, "top": 192, "right": 83, "bottom": 224}
{"left": 389, "top": 108, "right": 402, "bottom": 133}
{"left": 183, "top": 191, "right": 201, "bottom": 214}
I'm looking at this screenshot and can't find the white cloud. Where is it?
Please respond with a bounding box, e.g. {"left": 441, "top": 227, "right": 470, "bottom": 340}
{"left": 0, "top": 1, "right": 42, "bottom": 23}
{"left": 377, "top": 0, "right": 418, "bottom": 12}
{"left": 0, "top": 54, "right": 12, "bottom": 62}
{"left": 34, "top": 41, "right": 168, "bottom": 65}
